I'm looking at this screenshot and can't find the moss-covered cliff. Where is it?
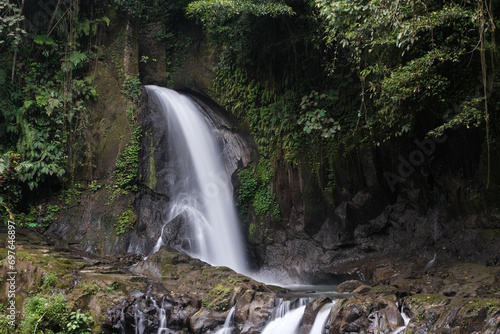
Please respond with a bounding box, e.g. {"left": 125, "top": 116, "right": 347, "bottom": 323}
{"left": 1, "top": 1, "right": 500, "bottom": 332}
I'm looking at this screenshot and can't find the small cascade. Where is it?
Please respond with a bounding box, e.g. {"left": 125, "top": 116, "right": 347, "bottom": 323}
{"left": 261, "top": 298, "right": 309, "bottom": 334}
{"left": 116, "top": 294, "right": 171, "bottom": 334}
{"left": 309, "top": 302, "right": 336, "bottom": 334}
{"left": 262, "top": 306, "right": 307, "bottom": 334}
{"left": 133, "top": 301, "right": 146, "bottom": 334}
{"left": 388, "top": 303, "right": 410, "bottom": 334}
{"left": 270, "top": 298, "right": 310, "bottom": 320}
{"left": 145, "top": 86, "right": 247, "bottom": 273}
{"left": 157, "top": 298, "right": 168, "bottom": 334}
{"left": 215, "top": 306, "right": 236, "bottom": 334}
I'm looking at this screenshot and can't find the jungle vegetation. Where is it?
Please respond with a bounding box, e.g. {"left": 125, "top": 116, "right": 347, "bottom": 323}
{"left": 1, "top": 0, "right": 499, "bottom": 224}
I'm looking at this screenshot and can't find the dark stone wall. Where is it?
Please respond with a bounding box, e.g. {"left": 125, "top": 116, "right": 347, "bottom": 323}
{"left": 250, "top": 125, "right": 500, "bottom": 283}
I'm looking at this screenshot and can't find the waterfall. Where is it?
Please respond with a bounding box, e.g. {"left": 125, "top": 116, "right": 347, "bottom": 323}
{"left": 145, "top": 86, "right": 247, "bottom": 273}
{"left": 157, "top": 298, "right": 168, "bottom": 334}
{"left": 261, "top": 306, "right": 306, "bottom": 334}
{"left": 215, "top": 306, "right": 236, "bottom": 334}
{"left": 120, "top": 295, "right": 169, "bottom": 334}
{"left": 140, "top": 86, "right": 343, "bottom": 334}
{"left": 261, "top": 298, "right": 309, "bottom": 334}
{"left": 133, "top": 303, "right": 145, "bottom": 334}
{"left": 388, "top": 303, "right": 410, "bottom": 334}
{"left": 309, "top": 302, "right": 336, "bottom": 334}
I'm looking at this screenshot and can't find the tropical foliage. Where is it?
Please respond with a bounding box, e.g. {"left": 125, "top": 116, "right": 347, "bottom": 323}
{"left": 188, "top": 0, "right": 499, "bottom": 197}
{"left": 0, "top": 0, "right": 106, "bottom": 221}
{"left": 1, "top": 0, "right": 499, "bottom": 223}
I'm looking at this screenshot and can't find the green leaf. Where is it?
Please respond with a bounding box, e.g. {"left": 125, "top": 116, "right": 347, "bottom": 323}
{"left": 101, "top": 16, "right": 110, "bottom": 26}
{"left": 23, "top": 100, "right": 34, "bottom": 109}
{"left": 69, "top": 51, "right": 88, "bottom": 68}
{"left": 33, "top": 35, "right": 55, "bottom": 45}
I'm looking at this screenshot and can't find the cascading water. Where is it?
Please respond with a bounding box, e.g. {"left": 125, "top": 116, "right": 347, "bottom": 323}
{"left": 215, "top": 306, "right": 236, "bottom": 334}
{"left": 157, "top": 304, "right": 168, "bottom": 334}
{"left": 309, "top": 302, "right": 336, "bottom": 334}
{"left": 117, "top": 293, "right": 170, "bottom": 334}
{"left": 145, "top": 85, "right": 247, "bottom": 273}
{"left": 389, "top": 303, "right": 410, "bottom": 334}
{"left": 140, "top": 86, "right": 346, "bottom": 334}
{"left": 261, "top": 298, "right": 309, "bottom": 334}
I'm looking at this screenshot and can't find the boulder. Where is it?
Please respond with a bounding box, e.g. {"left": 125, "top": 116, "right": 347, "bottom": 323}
{"left": 337, "top": 280, "right": 366, "bottom": 293}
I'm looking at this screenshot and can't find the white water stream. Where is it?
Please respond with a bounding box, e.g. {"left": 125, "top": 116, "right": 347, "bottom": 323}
{"left": 140, "top": 87, "right": 407, "bottom": 334}
{"left": 261, "top": 306, "right": 307, "bottom": 334}
{"left": 388, "top": 303, "right": 411, "bottom": 334}
{"left": 309, "top": 302, "right": 336, "bottom": 334}
{"left": 260, "top": 298, "right": 308, "bottom": 334}
{"left": 146, "top": 86, "right": 247, "bottom": 274}
{"left": 215, "top": 306, "right": 236, "bottom": 334}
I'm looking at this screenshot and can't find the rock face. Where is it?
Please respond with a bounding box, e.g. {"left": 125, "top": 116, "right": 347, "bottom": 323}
{"left": 44, "top": 12, "right": 500, "bottom": 292}
{"left": 105, "top": 248, "right": 277, "bottom": 333}
{"left": 3, "top": 226, "right": 500, "bottom": 334}
{"left": 253, "top": 163, "right": 500, "bottom": 283}
{"left": 46, "top": 85, "right": 255, "bottom": 259}
{"left": 128, "top": 87, "right": 255, "bottom": 258}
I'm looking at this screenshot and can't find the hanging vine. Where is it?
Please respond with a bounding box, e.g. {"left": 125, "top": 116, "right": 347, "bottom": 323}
{"left": 478, "top": 0, "right": 495, "bottom": 189}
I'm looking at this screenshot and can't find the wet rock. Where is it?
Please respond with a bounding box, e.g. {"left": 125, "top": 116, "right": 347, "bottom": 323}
{"left": 324, "top": 295, "right": 408, "bottom": 334}
{"left": 376, "top": 301, "right": 404, "bottom": 330}
{"left": 337, "top": 280, "right": 366, "bottom": 293}
{"left": 163, "top": 293, "right": 200, "bottom": 329}
{"left": 326, "top": 299, "right": 370, "bottom": 333}
{"left": 352, "top": 284, "right": 372, "bottom": 296}
{"left": 235, "top": 291, "right": 275, "bottom": 333}
{"left": 189, "top": 308, "right": 225, "bottom": 334}
{"left": 160, "top": 214, "right": 194, "bottom": 254}
{"left": 403, "top": 293, "right": 500, "bottom": 334}
{"left": 298, "top": 298, "right": 332, "bottom": 334}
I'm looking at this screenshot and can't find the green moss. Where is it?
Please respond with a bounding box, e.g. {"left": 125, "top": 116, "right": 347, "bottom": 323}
{"left": 414, "top": 311, "right": 425, "bottom": 322}
{"left": 409, "top": 294, "right": 447, "bottom": 307}
{"left": 115, "top": 209, "right": 136, "bottom": 235}
{"left": 82, "top": 282, "right": 101, "bottom": 295}
{"left": 249, "top": 221, "right": 257, "bottom": 240}
{"left": 248, "top": 218, "right": 269, "bottom": 243}
{"left": 161, "top": 264, "right": 179, "bottom": 279}
{"left": 370, "top": 285, "right": 398, "bottom": 296}
{"left": 202, "top": 284, "right": 233, "bottom": 311}
{"left": 237, "top": 159, "right": 280, "bottom": 219}
{"left": 148, "top": 135, "right": 157, "bottom": 189}
{"left": 16, "top": 250, "right": 78, "bottom": 277}
{"left": 109, "top": 27, "right": 127, "bottom": 81}
{"left": 461, "top": 300, "right": 500, "bottom": 316}
{"left": 114, "top": 126, "right": 142, "bottom": 192}
{"left": 106, "top": 282, "right": 120, "bottom": 293}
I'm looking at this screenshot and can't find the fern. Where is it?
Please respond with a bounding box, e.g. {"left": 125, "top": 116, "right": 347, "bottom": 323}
{"left": 33, "top": 35, "right": 56, "bottom": 45}
{"left": 69, "top": 51, "right": 88, "bottom": 69}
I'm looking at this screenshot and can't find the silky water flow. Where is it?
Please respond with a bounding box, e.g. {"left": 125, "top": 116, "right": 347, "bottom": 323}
{"left": 146, "top": 86, "right": 247, "bottom": 274}
{"left": 138, "top": 87, "right": 408, "bottom": 334}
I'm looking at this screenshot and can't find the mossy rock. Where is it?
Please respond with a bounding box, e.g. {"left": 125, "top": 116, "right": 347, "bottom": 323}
{"left": 0, "top": 229, "right": 148, "bottom": 330}
{"left": 460, "top": 299, "right": 500, "bottom": 318}
{"left": 202, "top": 284, "right": 236, "bottom": 311}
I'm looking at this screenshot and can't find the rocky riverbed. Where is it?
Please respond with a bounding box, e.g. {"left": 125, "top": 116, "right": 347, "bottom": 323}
{"left": 1, "top": 227, "right": 499, "bottom": 333}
